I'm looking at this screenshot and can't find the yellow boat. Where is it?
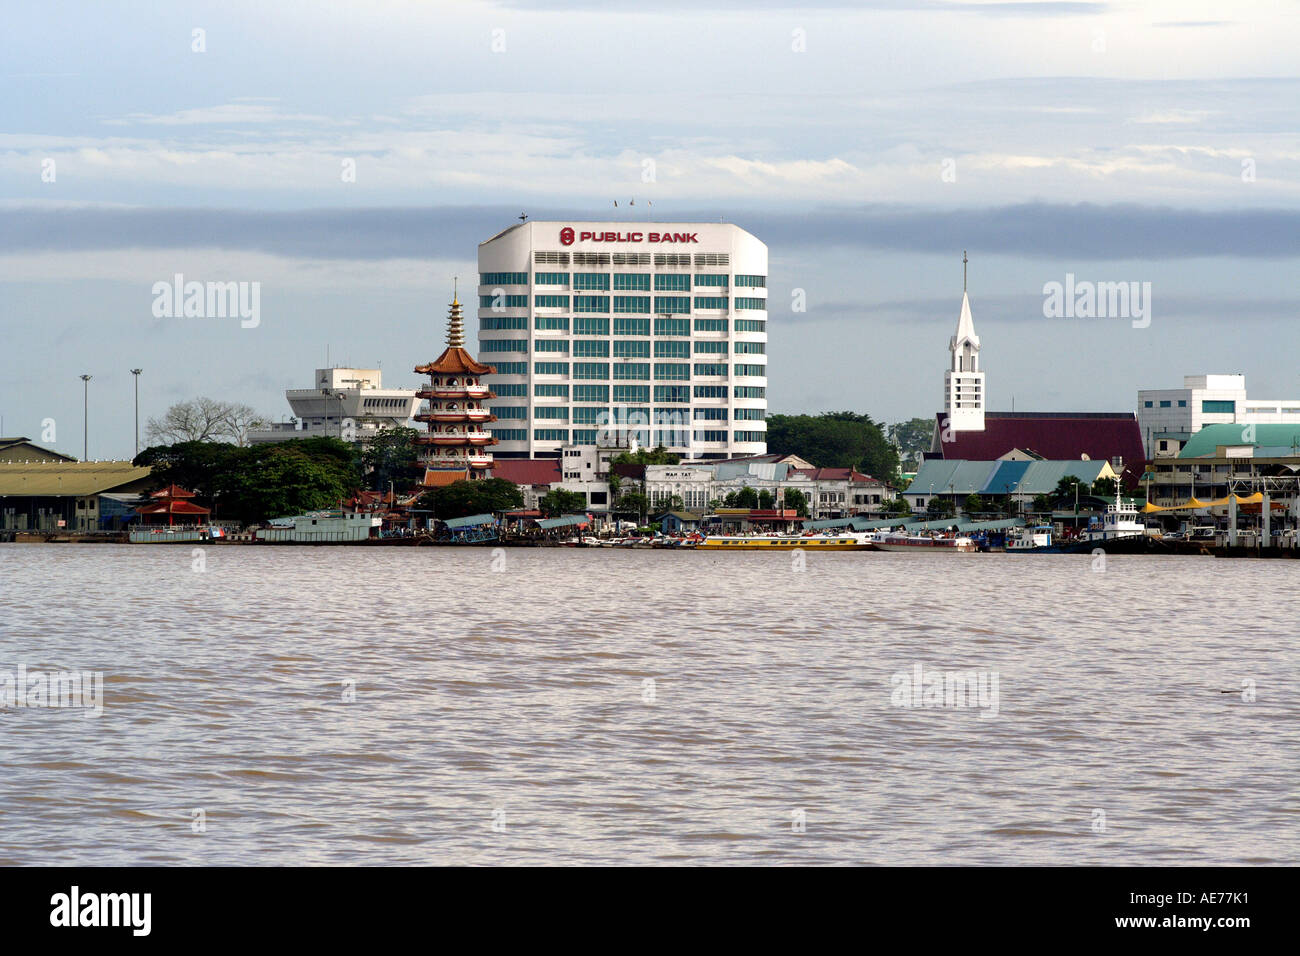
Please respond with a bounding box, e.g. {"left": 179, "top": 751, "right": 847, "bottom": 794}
{"left": 696, "top": 533, "right": 877, "bottom": 551}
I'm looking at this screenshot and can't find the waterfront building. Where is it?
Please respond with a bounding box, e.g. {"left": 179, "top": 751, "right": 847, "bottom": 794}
{"left": 1137, "top": 374, "right": 1300, "bottom": 459}
{"left": 490, "top": 458, "right": 564, "bottom": 511}
{"left": 905, "top": 458, "right": 1120, "bottom": 513}
{"left": 247, "top": 367, "right": 421, "bottom": 445}
{"left": 476, "top": 219, "right": 769, "bottom": 460}
{"left": 134, "top": 484, "right": 210, "bottom": 527}
{"left": 0, "top": 460, "right": 152, "bottom": 532}
{"left": 413, "top": 292, "right": 499, "bottom": 488}
{"left": 928, "top": 265, "right": 1143, "bottom": 482}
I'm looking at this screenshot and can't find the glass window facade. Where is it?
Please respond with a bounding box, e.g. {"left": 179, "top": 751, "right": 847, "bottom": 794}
{"left": 481, "top": 339, "right": 526, "bottom": 352}
{"left": 481, "top": 294, "right": 528, "bottom": 308}
{"left": 534, "top": 339, "right": 569, "bottom": 352}
{"left": 533, "top": 429, "right": 569, "bottom": 442}
{"left": 534, "top": 315, "right": 569, "bottom": 331}
{"left": 734, "top": 275, "right": 766, "bottom": 288}
{"left": 614, "top": 340, "right": 651, "bottom": 358}
{"left": 613, "top": 385, "right": 650, "bottom": 403}
{"left": 694, "top": 318, "right": 728, "bottom": 332}
{"left": 533, "top": 272, "right": 569, "bottom": 285}
{"left": 654, "top": 340, "right": 690, "bottom": 358}
{"left": 734, "top": 319, "right": 765, "bottom": 332}
{"left": 573, "top": 316, "right": 609, "bottom": 335}
{"left": 654, "top": 385, "right": 690, "bottom": 403}
{"left": 534, "top": 295, "right": 570, "bottom": 308}
{"left": 694, "top": 385, "right": 728, "bottom": 398}
{"left": 654, "top": 274, "right": 692, "bottom": 291}
{"left": 613, "top": 363, "right": 650, "bottom": 380}
{"left": 573, "top": 362, "right": 610, "bottom": 379}
{"left": 694, "top": 363, "right": 727, "bottom": 377}
{"left": 574, "top": 295, "right": 610, "bottom": 313}
{"left": 613, "top": 273, "right": 651, "bottom": 291}
{"left": 613, "top": 296, "right": 651, "bottom": 313}
{"left": 694, "top": 274, "right": 728, "bottom": 287}
{"left": 734, "top": 297, "right": 765, "bottom": 310}
{"left": 693, "top": 297, "right": 728, "bottom": 310}
{"left": 654, "top": 363, "right": 690, "bottom": 380}
{"left": 734, "top": 363, "right": 765, "bottom": 377}
{"left": 734, "top": 341, "right": 765, "bottom": 354}
{"left": 573, "top": 385, "right": 609, "bottom": 403}
{"left": 694, "top": 341, "right": 727, "bottom": 354}
{"left": 534, "top": 384, "right": 569, "bottom": 398}
{"left": 573, "top": 273, "right": 611, "bottom": 290}
{"left": 613, "top": 317, "right": 650, "bottom": 336}
{"left": 481, "top": 272, "right": 528, "bottom": 285}
{"left": 654, "top": 297, "right": 691, "bottom": 315}
{"left": 533, "top": 361, "right": 569, "bottom": 375}
{"left": 481, "top": 316, "right": 527, "bottom": 330}
{"left": 574, "top": 339, "right": 610, "bottom": 357}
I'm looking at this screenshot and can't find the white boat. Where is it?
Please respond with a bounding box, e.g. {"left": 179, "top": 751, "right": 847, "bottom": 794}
{"left": 696, "top": 532, "right": 877, "bottom": 551}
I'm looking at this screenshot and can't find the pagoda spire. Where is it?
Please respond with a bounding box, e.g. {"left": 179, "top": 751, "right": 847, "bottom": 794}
{"left": 445, "top": 279, "right": 465, "bottom": 348}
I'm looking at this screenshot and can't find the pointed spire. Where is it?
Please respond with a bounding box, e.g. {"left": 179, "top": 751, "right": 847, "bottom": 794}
{"left": 962, "top": 249, "right": 968, "bottom": 292}
{"left": 445, "top": 282, "right": 465, "bottom": 348}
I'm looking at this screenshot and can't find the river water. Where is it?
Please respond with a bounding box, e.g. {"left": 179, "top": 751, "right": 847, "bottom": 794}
{"left": 0, "top": 544, "right": 1294, "bottom": 865}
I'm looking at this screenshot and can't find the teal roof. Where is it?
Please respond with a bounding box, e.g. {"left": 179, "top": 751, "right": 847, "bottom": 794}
{"left": 1178, "top": 424, "right": 1300, "bottom": 458}
{"left": 443, "top": 513, "right": 495, "bottom": 528}
{"left": 805, "top": 517, "right": 853, "bottom": 529}
{"left": 909, "top": 458, "right": 1107, "bottom": 496}
{"left": 537, "top": 514, "right": 589, "bottom": 529}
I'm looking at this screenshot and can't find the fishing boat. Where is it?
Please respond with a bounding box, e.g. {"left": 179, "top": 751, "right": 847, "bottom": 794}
{"left": 1005, "top": 499, "right": 1161, "bottom": 554}
{"left": 869, "top": 531, "right": 977, "bottom": 553}
{"left": 696, "top": 532, "right": 877, "bottom": 551}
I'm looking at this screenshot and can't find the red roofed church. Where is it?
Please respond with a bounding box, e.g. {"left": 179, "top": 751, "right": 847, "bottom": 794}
{"left": 928, "top": 257, "right": 1145, "bottom": 485}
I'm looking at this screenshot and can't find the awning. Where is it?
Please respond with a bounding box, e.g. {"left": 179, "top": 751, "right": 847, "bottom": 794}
{"left": 443, "top": 513, "right": 496, "bottom": 528}
{"left": 537, "top": 514, "right": 589, "bottom": 529}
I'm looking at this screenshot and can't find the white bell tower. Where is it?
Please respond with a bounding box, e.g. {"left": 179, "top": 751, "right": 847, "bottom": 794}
{"left": 944, "top": 251, "right": 985, "bottom": 433}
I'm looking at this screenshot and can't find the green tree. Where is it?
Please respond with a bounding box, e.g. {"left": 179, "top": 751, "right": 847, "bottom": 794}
{"left": 1091, "top": 476, "right": 1118, "bottom": 497}
{"left": 539, "top": 488, "right": 588, "bottom": 517}
{"left": 733, "top": 486, "right": 759, "bottom": 509}
{"left": 765, "top": 411, "right": 900, "bottom": 484}
{"left": 963, "top": 493, "right": 984, "bottom": 514}
{"left": 134, "top": 441, "right": 246, "bottom": 511}
{"left": 615, "top": 491, "right": 649, "bottom": 523}
{"left": 610, "top": 445, "right": 680, "bottom": 466}
{"left": 361, "top": 426, "right": 423, "bottom": 494}
{"left": 420, "top": 478, "right": 523, "bottom": 520}
{"left": 757, "top": 489, "right": 774, "bottom": 510}
{"left": 887, "top": 497, "right": 913, "bottom": 516}
{"left": 1032, "top": 494, "right": 1053, "bottom": 513}
{"left": 781, "top": 487, "right": 809, "bottom": 517}
{"left": 888, "top": 417, "right": 934, "bottom": 471}
{"left": 927, "top": 496, "right": 955, "bottom": 518}
{"left": 1053, "top": 476, "right": 1084, "bottom": 502}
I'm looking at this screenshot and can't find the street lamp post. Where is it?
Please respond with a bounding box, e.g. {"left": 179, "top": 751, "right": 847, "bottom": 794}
{"left": 80, "top": 374, "right": 91, "bottom": 460}
{"left": 130, "top": 369, "right": 143, "bottom": 456}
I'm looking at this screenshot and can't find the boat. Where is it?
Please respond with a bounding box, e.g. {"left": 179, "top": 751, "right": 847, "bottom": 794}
{"left": 1005, "top": 499, "right": 1165, "bottom": 554}
{"left": 869, "top": 531, "right": 977, "bottom": 553}
{"left": 696, "top": 532, "right": 878, "bottom": 551}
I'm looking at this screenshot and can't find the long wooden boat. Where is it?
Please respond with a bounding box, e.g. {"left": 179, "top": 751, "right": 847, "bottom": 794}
{"left": 696, "top": 533, "right": 877, "bottom": 551}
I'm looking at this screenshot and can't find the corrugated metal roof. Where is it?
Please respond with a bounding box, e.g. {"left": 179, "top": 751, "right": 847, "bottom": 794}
{"left": 443, "top": 513, "right": 495, "bottom": 528}
{"left": 0, "top": 461, "right": 152, "bottom": 496}
{"left": 1016, "top": 460, "right": 1106, "bottom": 494}
{"left": 536, "top": 514, "right": 589, "bottom": 529}
{"left": 1179, "top": 424, "right": 1300, "bottom": 458}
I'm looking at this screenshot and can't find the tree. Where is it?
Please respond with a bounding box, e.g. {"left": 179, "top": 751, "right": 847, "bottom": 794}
{"left": 781, "top": 487, "right": 809, "bottom": 517}
{"left": 1052, "top": 476, "right": 1083, "bottom": 502}
{"left": 1032, "top": 494, "right": 1053, "bottom": 513}
{"left": 145, "top": 397, "right": 269, "bottom": 447}
{"left": 886, "top": 497, "right": 912, "bottom": 516}
{"left": 757, "top": 489, "right": 774, "bottom": 510}
{"left": 420, "top": 478, "right": 523, "bottom": 520}
{"left": 361, "top": 426, "right": 423, "bottom": 494}
{"left": 888, "top": 417, "right": 934, "bottom": 471}
{"left": 927, "top": 496, "right": 955, "bottom": 518}
{"left": 963, "top": 493, "right": 984, "bottom": 514}
{"left": 615, "top": 491, "right": 649, "bottom": 523}
{"left": 765, "top": 411, "right": 899, "bottom": 484}
{"left": 539, "top": 488, "right": 588, "bottom": 517}
{"left": 1091, "top": 476, "right": 1118, "bottom": 497}
{"left": 610, "top": 445, "right": 679, "bottom": 466}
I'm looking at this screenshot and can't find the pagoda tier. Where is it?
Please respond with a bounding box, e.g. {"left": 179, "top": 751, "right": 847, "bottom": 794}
{"left": 413, "top": 290, "right": 499, "bottom": 486}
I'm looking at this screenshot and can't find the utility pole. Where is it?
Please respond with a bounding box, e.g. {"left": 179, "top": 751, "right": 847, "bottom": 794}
{"left": 80, "top": 374, "right": 91, "bottom": 460}
{"left": 130, "top": 369, "right": 143, "bottom": 456}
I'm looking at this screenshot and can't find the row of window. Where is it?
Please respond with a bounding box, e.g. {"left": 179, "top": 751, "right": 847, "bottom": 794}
{"left": 491, "top": 401, "right": 768, "bottom": 419}
{"left": 483, "top": 272, "right": 766, "bottom": 289}
{"left": 523, "top": 362, "right": 766, "bottom": 379}
{"left": 514, "top": 339, "right": 766, "bottom": 356}
{"left": 488, "top": 429, "right": 766, "bottom": 443}
{"left": 486, "top": 295, "right": 766, "bottom": 312}
{"left": 481, "top": 316, "right": 767, "bottom": 334}
{"left": 476, "top": 381, "right": 762, "bottom": 399}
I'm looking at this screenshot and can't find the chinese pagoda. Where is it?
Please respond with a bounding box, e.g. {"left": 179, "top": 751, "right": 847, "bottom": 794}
{"left": 413, "top": 286, "right": 498, "bottom": 488}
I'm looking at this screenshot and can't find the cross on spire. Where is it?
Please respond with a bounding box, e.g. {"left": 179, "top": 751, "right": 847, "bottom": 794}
{"left": 963, "top": 250, "right": 968, "bottom": 292}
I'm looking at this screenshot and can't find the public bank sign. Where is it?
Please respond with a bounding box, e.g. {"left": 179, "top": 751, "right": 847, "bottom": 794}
{"left": 560, "top": 226, "right": 698, "bottom": 245}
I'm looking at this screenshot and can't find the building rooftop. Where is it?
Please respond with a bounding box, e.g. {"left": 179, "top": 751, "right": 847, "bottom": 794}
{"left": 1178, "top": 423, "right": 1300, "bottom": 459}
{"left": 0, "top": 461, "right": 152, "bottom": 496}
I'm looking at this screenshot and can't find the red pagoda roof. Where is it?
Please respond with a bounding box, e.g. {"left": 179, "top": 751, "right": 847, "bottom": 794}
{"left": 414, "top": 347, "right": 495, "bottom": 377}
{"left": 151, "top": 483, "right": 197, "bottom": 498}
{"left": 137, "top": 499, "right": 210, "bottom": 515}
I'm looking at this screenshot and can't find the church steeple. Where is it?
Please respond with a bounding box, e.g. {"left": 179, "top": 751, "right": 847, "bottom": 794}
{"left": 944, "top": 252, "right": 985, "bottom": 433}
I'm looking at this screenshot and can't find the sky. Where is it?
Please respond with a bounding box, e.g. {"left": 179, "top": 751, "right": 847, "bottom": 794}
{"left": 2, "top": 0, "right": 1299, "bottom": 460}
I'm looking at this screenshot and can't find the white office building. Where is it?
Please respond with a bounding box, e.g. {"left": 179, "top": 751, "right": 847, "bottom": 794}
{"left": 247, "top": 367, "right": 420, "bottom": 444}
{"left": 476, "top": 220, "right": 769, "bottom": 460}
{"left": 1137, "top": 374, "right": 1300, "bottom": 458}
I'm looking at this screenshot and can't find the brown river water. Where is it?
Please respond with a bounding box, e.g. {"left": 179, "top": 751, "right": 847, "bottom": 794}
{"left": 0, "top": 544, "right": 1295, "bottom": 865}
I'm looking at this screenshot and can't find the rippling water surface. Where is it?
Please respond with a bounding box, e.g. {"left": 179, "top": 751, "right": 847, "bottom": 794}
{"left": 0, "top": 543, "right": 1295, "bottom": 865}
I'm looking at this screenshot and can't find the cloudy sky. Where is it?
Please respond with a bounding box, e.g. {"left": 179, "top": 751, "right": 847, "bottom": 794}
{"left": 2, "top": 0, "right": 1298, "bottom": 458}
